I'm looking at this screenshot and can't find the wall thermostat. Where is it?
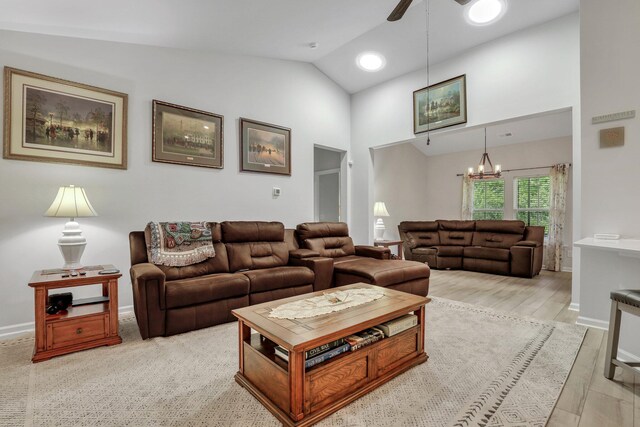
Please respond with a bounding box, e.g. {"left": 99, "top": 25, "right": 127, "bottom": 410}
{"left": 273, "top": 187, "right": 281, "bottom": 197}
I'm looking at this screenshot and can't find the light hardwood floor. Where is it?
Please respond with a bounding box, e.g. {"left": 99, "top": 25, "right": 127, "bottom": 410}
{"left": 428, "top": 269, "right": 639, "bottom": 427}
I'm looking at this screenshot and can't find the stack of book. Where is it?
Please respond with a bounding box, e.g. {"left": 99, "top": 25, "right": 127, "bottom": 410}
{"left": 275, "top": 338, "right": 350, "bottom": 369}
{"left": 344, "top": 327, "right": 385, "bottom": 351}
{"left": 273, "top": 313, "right": 419, "bottom": 369}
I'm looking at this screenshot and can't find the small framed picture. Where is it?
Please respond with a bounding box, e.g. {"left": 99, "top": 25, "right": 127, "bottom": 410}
{"left": 413, "top": 74, "right": 467, "bottom": 134}
{"left": 152, "top": 100, "right": 223, "bottom": 169}
{"left": 240, "top": 118, "right": 291, "bottom": 176}
{"left": 3, "top": 67, "right": 128, "bottom": 169}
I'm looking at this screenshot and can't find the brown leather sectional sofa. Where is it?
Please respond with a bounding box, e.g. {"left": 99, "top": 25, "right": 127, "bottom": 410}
{"left": 398, "top": 220, "right": 544, "bottom": 278}
{"left": 129, "top": 221, "right": 430, "bottom": 339}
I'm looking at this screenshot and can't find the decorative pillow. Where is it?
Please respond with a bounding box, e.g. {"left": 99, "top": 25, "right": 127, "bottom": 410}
{"left": 146, "top": 222, "right": 215, "bottom": 267}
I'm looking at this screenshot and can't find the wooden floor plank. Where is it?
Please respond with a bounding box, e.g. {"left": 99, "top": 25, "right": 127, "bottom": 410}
{"left": 555, "top": 328, "right": 603, "bottom": 415}
{"left": 578, "top": 390, "right": 634, "bottom": 427}
{"left": 547, "top": 407, "right": 580, "bottom": 427}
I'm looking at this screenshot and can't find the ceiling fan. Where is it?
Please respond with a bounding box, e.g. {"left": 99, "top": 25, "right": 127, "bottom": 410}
{"left": 388, "top": 0, "right": 473, "bottom": 21}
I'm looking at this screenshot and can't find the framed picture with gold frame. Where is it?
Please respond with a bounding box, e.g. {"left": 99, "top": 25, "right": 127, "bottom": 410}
{"left": 413, "top": 74, "right": 467, "bottom": 134}
{"left": 152, "top": 100, "right": 224, "bottom": 169}
{"left": 240, "top": 118, "right": 291, "bottom": 176}
{"left": 3, "top": 67, "right": 128, "bottom": 169}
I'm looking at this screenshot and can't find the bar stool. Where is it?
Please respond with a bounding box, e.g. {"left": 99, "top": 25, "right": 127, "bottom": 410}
{"left": 604, "top": 289, "right": 640, "bottom": 379}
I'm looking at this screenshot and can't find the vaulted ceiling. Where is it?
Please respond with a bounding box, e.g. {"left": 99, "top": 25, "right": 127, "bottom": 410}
{"left": 1, "top": 0, "right": 578, "bottom": 93}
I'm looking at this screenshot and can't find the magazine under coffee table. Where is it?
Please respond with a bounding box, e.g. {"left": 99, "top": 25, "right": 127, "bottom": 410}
{"left": 232, "top": 283, "right": 430, "bottom": 427}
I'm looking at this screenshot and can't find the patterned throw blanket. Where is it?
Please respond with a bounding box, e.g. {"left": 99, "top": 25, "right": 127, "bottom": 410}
{"left": 146, "top": 222, "right": 215, "bottom": 267}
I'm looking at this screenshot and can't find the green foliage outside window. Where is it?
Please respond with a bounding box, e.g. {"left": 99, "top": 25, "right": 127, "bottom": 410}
{"left": 515, "top": 176, "right": 550, "bottom": 235}
{"left": 472, "top": 179, "right": 504, "bottom": 220}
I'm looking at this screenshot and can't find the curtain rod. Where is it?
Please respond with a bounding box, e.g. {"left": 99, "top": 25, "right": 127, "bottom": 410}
{"left": 456, "top": 163, "right": 572, "bottom": 177}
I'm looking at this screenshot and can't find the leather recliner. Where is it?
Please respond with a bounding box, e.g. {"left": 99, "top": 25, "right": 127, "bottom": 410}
{"left": 295, "top": 222, "right": 431, "bottom": 296}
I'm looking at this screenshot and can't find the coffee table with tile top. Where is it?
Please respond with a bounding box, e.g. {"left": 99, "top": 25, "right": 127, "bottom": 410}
{"left": 232, "top": 283, "right": 430, "bottom": 427}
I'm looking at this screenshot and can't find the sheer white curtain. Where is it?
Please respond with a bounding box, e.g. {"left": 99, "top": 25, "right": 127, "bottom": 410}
{"left": 461, "top": 174, "right": 473, "bottom": 220}
{"left": 545, "top": 163, "right": 570, "bottom": 271}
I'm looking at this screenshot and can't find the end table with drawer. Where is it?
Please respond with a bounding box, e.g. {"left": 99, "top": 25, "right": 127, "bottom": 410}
{"left": 28, "top": 265, "right": 122, "bottom": 362}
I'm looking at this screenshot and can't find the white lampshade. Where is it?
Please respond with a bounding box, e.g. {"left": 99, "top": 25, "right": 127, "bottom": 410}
{"left": 44, "top": 185, "right": 98, "bottom": 219}
{"left": 373, "top": 201, "right": 390, "bottom": 217}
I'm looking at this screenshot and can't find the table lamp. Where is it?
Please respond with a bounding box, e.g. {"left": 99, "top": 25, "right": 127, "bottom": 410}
{"left": 373, "top": 201, "right": 390, "bottom": 241}
{"left": 44, "top": 185, "right": 98, "bottom": 270}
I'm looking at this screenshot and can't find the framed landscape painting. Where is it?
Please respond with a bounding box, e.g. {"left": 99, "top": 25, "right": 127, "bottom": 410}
{"left": 413, "top": 74, "right": 467, "bottom": 134}
{"left": 3, "top": 67, "right": 127, "bottom": 169}
{"left": 152, "top": 100, "right": 223, "bottom": 169}
{"left": 240, "top": 118, "right": 291, "bottom": 176}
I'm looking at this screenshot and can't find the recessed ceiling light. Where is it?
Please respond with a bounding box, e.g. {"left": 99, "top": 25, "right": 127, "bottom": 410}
{"left": 356, "top": 52, "right": 386, "bottom": 72}
{"left": 466, "top": 0, "right": 506, "bottom": 26}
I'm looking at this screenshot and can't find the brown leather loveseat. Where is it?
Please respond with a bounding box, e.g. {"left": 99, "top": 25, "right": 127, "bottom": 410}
{"left": 398, "top": 220, "right": 543, "bottom": 278}
{"left": 296, "top": 222, "right": 430, "bottom": 296}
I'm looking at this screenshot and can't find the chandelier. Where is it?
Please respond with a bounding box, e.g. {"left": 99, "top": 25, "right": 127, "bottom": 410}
{"left": 467, "top": 128, "right": 502, "bottom": 179}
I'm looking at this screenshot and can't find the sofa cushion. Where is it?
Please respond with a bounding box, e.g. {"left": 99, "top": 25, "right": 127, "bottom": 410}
{"left": 221, "top": 221, "right": 284, "bottom": 243}
{"left": 475, "top": 220, "right": 525, "bottom": 234}
{"left": 437, "top": 220, "right": 475, "bottom": 246}
{"left": 412, "top": 247, "right": 437, "bottom": 255}
{"left": 433, "top": 246, "right": 464, "bottom": 257}
{"left": 464, "top": 246, "right": 511, "bottom": 262}
{"left": 304, "top": 237, "right": 356, "bottom": 258}
{"left": 242, "top": 266, "right": 315, "bottom": 293}
{"left": 226, "top": 242, "right": 289, "bottom": 272}
{"left": 332, "top": 255, "right": 364, "bottom": 264}
{"left": 296, "top": 222, "right": 349, "bottom": 240}
{"left": 405, "top": 231, "right": 440, "bottom": 248}
{"left": 157, "top": 242, "right": 231, "bottom": 281}
{"left": 472, "top": 232, "right": 524, "bottom": 249}
{"left": 399, "top": 221, "right": 439, "bottom": 233}
{"left": 165, "top": 273, "right": 249, "bottom": 309}
{"left": 333, "top": 259, "right": 429, "bottom": 287}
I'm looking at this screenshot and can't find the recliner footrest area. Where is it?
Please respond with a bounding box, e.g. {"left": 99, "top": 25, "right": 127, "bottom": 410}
{"left": 333, "top": 259, "right": 429, "bottom": 287}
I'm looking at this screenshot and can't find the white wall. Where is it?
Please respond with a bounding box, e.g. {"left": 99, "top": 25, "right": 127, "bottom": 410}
{"left": 0, "top": 30, "right": 351, "bottom": 332}
{"left": 374, "top": 137, "right": 573, "bottom": 271}
{"left": 579, "top": 0, "right": 640, "bottom": 358}
{"left": 350, "top": 13, "right": 581, "bottom": 247}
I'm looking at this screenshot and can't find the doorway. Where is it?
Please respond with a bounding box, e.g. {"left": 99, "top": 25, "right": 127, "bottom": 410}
{"left": 314, "top": 146, "right": 347, "bottom": 222}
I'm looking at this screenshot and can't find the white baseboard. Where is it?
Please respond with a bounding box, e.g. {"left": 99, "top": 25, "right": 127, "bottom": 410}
{"left": 576, "top": 315, "right": 609, "bottom": 330}
{"left": 0, "top": 305, "right": 134, "bottom": 340}
{"left": 561, "top": 266, "right": 572, "bottom": 272}
{"left": 618, "top": 349, "right": 640, "bottom": 364}
{"left": 568, "top": 302, "right": 580, "bottom": 312}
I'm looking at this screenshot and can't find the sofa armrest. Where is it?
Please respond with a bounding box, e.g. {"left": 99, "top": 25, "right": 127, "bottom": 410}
{"left": 514, "top": 240, "right": 542, "bottom": 248}
{"left": 289, "top": 257, "right": 334, "bottom": 292}
{"left": 355, "top": 245, "right": 391, "bottom": 260}
{"left": 130, "top": 263, "right": 167, "bottom": 339}
{"left": 289, "top": 248, "right": 320, "bottom": 259}
{"left": 510, "top": 245, "right": 544, "bottom": 278}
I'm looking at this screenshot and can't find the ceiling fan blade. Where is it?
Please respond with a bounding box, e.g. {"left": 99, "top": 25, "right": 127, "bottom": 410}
{"left": 387, "top": 0, "right": 414, "bottom": 21}
{"left": 454, "top": 0, "right": 473, "bottom": 5}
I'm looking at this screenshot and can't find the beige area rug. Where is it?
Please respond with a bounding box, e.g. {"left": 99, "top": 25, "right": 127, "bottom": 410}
{"left": 0, "top": 297, "right": 586, "bottom": 427}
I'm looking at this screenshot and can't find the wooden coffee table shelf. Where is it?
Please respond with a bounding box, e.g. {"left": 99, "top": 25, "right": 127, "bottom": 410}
{"left": 233, "top": 283, "right": 430, "bottom": 426}
{"left": 28, "top": 265, "right": 122, "bottom": 363}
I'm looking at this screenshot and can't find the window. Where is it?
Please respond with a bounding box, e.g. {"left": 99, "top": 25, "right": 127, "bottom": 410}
{"left": 514, "top": 176, "right": 550, "bottom": 235}
{"left": 472, "top": 179, "right": 505, "bottom": 220}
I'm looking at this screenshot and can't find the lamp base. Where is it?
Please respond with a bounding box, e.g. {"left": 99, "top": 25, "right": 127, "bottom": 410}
{"left": 374, "top": 218, "right": 386, "bottom": 241}
{"left": 58, "top": 220, "right": 87, "bottom": 270}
